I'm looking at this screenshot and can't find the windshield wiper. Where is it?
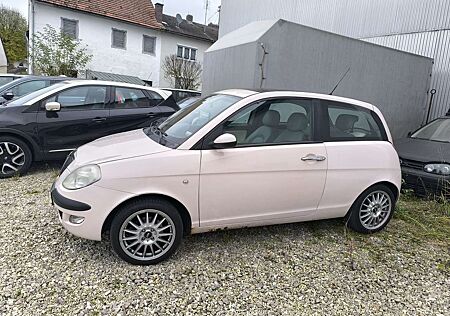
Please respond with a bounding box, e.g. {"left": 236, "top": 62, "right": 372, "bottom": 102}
{"left": 154, "top": 126, "right": 167, "bottom": 144}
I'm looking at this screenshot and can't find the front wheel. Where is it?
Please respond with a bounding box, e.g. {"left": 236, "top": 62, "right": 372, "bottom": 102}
{"left": 0, "top": 136, "right": 32, "bottom": 179}
{"left": 346, "top": 184, "right": 395, "bottom": 233}
{"left": 110, "top": 198, "right": 183, "bottom": 265}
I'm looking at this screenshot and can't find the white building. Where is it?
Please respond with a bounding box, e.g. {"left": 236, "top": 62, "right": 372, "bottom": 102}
{"left": 28, "top": 0, "right": 217, "bottom": 88}
{"left": 0, "top": 39, "right": 7, "bottom": 73}
{"left": 219, "top": 0, "right": 450, "bottom": 120}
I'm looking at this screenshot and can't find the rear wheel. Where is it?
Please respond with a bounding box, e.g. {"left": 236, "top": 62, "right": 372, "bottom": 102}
{"left": 0, "top": 136, "right": 32, "bottom": 178}
{"left": 110, "top": 198, "right": 183, "bottom": 265}
{"left": 346, "top": 184, "right": 395, "bottom": 233}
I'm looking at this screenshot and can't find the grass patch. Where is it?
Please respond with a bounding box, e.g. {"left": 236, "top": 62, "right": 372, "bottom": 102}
{"left": 394, "top": 193, "right": 449, "bottom": 245}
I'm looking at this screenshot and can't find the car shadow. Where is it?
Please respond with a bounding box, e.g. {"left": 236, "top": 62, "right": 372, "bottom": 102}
{"left": 58, "top": 217, "right": 346, "bottom": 267}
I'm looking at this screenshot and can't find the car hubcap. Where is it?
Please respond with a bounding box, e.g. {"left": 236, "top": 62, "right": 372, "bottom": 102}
{"left": 0, "top": 142, "right": 25, "bottom": 175}
{"left": 119, "top": 209, "right": 176, "bottom": 261}
{"left": 359, "top": 191, "right": 392, "bottom": 230}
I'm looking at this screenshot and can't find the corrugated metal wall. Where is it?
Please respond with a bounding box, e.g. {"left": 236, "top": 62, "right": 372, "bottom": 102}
{"left": 363, "top": 30, "right": 450, "bottom": 120}
{"left": 220, "top": 0, "right": 450, "bottom": 119}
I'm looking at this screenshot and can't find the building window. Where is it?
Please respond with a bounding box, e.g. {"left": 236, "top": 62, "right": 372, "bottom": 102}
{"left": 112, "top": 29, "right": 127, "bottom": 49}
{"left": 61, "top": 18, "right": 78, "bottom": 39}
{"left": 177, "top": 45, "right": 197, "bottom": 61}
{"left": 143, "top": 35, "right": 156, "bottom": 54}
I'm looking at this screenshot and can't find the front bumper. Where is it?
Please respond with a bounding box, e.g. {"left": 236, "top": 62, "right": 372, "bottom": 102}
{"left": 51, "top": 185, "right": 91, "bottom": 211}
{"left": 401, "top": 167, "right": 450, "bottom": 198}
{"left": 51, "top": 179, "right": 134, "bottom": 241}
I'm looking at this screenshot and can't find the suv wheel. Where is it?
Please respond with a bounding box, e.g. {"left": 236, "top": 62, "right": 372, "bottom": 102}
{"left": 346, "top": 184, "right": 395, "bottom": 233}
{"left": 110, "top": 198, "right": 183, "bottom": 265}
{"left": 0, "top": 136, "right": 32, "bottom": 179}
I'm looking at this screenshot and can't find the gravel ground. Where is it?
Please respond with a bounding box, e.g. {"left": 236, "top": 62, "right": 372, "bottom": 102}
{"left": 0, "top": 163, "right": 449, "bottom": 315}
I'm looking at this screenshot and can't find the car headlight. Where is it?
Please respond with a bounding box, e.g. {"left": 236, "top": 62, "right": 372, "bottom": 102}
{"left": 424, "top": 163, "right": 450, "bottom": 175}
{"left": 62, "top": 165, "right": 101, "bottom": 190}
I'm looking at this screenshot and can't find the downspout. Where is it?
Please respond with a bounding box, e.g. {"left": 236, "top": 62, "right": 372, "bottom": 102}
{"left": 28, "top": 0, "right": 35, "bottom": 74}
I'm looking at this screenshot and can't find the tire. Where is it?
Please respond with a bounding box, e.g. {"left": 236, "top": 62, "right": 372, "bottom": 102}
{"left": 346, "top": 184, "right": 395, "bottom": 234}
{"left": 110, "top": 198, "right": 183, "bottom": 265}
{"left": 0, "top": 136, "right": 32, "bottom": 179}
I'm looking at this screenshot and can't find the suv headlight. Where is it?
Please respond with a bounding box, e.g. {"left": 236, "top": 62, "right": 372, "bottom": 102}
{"left": 63, "top": 165, "right": 101, "bottom": 190}
{"left": 424, "top": 163, "right": 450, "bottom": 175}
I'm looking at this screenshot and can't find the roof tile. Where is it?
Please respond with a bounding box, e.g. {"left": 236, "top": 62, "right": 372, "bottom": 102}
{"left": 38, "top": 0, "right": 161, "bottom": 29}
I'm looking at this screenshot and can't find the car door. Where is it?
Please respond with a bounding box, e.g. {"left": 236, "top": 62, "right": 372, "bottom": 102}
{"left": 317, "top": 100, "right": 391, "bottom": 214}
{"left": 198, "top": 98, "right": 328, "bottom": 228}
{"left": 36, "top": 85, "right": 110, "bottom": 155}
{"left": 107, "top": 87, "right": 167, "bottom": 135}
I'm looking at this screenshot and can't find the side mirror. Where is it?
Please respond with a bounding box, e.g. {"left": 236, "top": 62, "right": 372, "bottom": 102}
{"left": 45, "top": 101, "right": 61, "bottom": 112}
{"left": 407, "top": 131, "right": 412, "bottom": 137}
{"left": 213, "top": 133, "right": 237, "bottom": 149}
{"left": 2, "top": 91, "right": 14, "bottom": 101}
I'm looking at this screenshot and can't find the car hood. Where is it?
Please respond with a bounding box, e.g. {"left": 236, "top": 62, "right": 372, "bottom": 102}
{"left": 395, "top": 137, "right": 450, "bottom": 163}
{"left": 73, "top": 129, "right": 171, "bottom": 167}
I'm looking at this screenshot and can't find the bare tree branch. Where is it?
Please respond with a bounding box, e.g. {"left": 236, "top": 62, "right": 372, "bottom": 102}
{"left": 162, "top": 54, "right": 202, "bottom": 90}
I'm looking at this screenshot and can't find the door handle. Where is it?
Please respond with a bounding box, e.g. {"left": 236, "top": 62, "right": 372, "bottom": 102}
{"left": 301, "top": 154, "right": 326, "bottom": 161}
{"left": 146, "top": 112, "right": 156, "bottom": 117}
{"left": 92, "top": 117, "right": 107, "bottom": 122}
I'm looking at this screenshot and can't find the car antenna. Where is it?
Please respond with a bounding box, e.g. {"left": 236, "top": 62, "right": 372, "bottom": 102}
{"left": 329, "top": 67, "right": 350, "bottom": 95}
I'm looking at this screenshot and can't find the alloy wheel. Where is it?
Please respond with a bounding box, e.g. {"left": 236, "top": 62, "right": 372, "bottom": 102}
{"left": 119, "top": 209, "right": 176, "bottom": 261}
{"left": 359, "top": 190, "right": 392, "bottom": 230}
{"left": 0, "top": 142, "right": 25, "bottom": 176}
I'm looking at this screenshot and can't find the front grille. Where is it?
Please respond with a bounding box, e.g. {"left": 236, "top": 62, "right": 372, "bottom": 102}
{"left": 400, "top": 158, "right": 424, "bottom": 170}
{"left": 402, "top": 172, "right": 450, "bottom": 198}
{"left": 60, "top": 150, "right": 75, "bottom": 175}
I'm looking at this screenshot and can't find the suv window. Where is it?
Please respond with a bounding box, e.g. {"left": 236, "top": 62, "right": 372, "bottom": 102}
{"left": 112, "top": 87, "right": 152, "bottom": 109}
{"left": 324, "top": 101, "right": 384, "bottom": 141}
{"left": 12, "top": 80, "right": 48, "bottom": 97}
{"left": 45, "top": 86, "right": 107, "bottom": 110}
{"left": 220, "top": 98, "right": 313, "bottom": 146}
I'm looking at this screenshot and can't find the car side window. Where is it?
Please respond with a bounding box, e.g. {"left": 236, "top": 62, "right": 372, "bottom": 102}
{"left": 112, "top": 87, "right": 152, "bottom": 109}
{"left": 12, "top": 80, "right": 48, "bottom": 97}
{"left": 45, "top": 86, "right": 107, "bottom": 110}
{"left": 146, "top": 91, "right": 164, "bottom": 107}
{"left": 218, "top": 98, "right": 314, "bottom": 146}
{"left": 325, "top": 101, "right": 383, "bottom": 140}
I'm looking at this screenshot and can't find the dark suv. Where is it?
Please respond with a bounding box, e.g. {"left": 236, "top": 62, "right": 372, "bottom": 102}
{"left": 0, "top": 80, "right": 178, "bottom": 178}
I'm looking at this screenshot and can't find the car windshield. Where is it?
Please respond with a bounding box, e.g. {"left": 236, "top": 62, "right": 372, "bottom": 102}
{"left": 144, "top": 94, "right": 242, "bottom": 148}
{"left": 0, "top": 77, "right": 14, "bottom": 87}
{"left": 411, "top": 118, "right": 450, "bottom": 143}
{"left": 7, "top": 82, "right": 69, "bottom": 106}
{"left": 178, "top": 96, "right": 201, "bottom": 109}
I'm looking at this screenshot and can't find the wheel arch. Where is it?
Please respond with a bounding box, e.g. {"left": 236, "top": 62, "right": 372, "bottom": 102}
{"left": 344, "top": 180, "right": 399, "bottom": 219}
{"left": 0, "top": 129, "right": 41, "bottom": 161}
{"left": 101, "top": 193, "right": 192, "bottom": 238}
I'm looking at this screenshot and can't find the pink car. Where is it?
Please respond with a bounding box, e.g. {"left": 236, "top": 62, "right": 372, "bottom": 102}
{"left": 52, "top": 90, "right": 401, "bottom": 265}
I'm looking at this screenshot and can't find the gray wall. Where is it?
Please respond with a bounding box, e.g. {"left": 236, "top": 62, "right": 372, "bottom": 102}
{"left": 219, "top": 0, "right": 450, "bottom": 39}
{"left": 219, "top": 0, "right": 450, "bottom": 120}
{"left": 203, "top": 20, "right": 433, "bottom": 138}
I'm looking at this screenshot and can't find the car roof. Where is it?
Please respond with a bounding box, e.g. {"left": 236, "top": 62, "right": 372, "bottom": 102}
{"left": 216, "top": 89, "right": 375, "bottom": 110}
{"left": 21, "top": 80, "right": 172, "bottom": 105}
{"left": 161, "top": 88, "right": 201, "bottom": 93}
{"left": 62, "top": 80, "right": 171, "bottom": 96}
{"left": 0, "top": 74, "right": 23, "bottom": 77}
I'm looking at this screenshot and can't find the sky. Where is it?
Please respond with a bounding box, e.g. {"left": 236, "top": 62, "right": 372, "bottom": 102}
{"left": 0, "top": 0, "right": 221, "bottom": 24}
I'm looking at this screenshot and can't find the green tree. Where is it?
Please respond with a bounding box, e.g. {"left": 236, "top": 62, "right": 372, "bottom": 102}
{"left": 0, "top": 5, "right": 27, "bottom": 65}
{"left": 31, "top": 24, "right": 92, "bottom": 76}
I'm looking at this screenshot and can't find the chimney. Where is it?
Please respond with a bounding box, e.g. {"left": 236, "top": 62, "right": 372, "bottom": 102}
{"left": 155, "top": 3, "right": 163, "bottom": 22}
{"left": 186, "top": 14, "right": 193, "bottom": 22}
